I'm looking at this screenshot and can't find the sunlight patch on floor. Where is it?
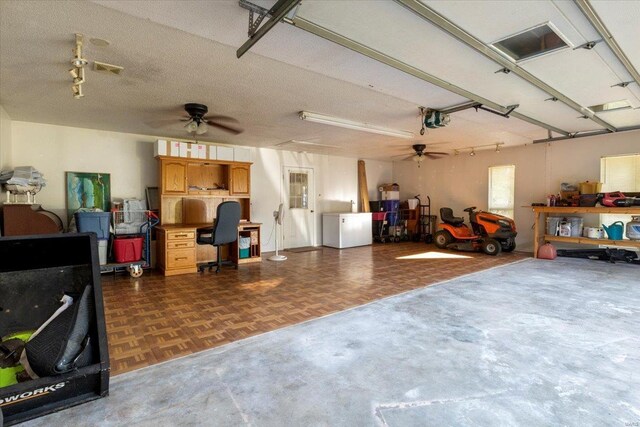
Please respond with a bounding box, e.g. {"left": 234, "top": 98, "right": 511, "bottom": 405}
{"left": 396, "top": 251, "right": 472, "bottom": 260}
{"left": 239, "top": 278, "right": 284, "bottom": 291}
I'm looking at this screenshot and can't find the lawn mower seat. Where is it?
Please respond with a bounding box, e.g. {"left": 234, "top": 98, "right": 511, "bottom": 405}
{"left": 440, "top": 207, "right": 464, "bottom": 226}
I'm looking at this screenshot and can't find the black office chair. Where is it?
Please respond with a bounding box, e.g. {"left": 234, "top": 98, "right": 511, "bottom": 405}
{"left": 196, "top": 201, "right": 241, "bottom": 273}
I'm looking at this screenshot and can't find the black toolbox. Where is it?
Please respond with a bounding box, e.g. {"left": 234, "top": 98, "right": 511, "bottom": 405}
{"left": 0, "top": 233, "right": 109, "bottom": 425}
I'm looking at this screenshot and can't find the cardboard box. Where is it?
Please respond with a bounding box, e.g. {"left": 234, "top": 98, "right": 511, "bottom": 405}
{"left": 378, "top": 183, "right": 399, "bottom": 192}
{"left": 154, "top": 139, "right": 168, "bottom": 157}
{"left": 179, "top": 142, "right": 206, "bottom": 159}
{"left": 560, "top": 191, "right": 579, "bottom": 200}
{"left": 217, "top": 146, "right": 234, "bottom": 161}
{"left": 381, "top": 191, "right": 400, "bottom": 200}
{"left": 208, "top": 145, "right": 217, "bottom": 160}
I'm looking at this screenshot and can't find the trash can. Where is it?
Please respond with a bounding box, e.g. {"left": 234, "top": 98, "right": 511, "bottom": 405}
{"left": 0, "top": 233, "right": 110, "bottom": 426}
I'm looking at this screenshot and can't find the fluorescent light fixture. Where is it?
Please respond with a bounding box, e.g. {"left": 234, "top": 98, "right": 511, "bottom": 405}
{"left": 299, "top": 111, "right": 414, "bottom": 139}
{"left": 588, "top": 100, "right": 631, "bottom": 113}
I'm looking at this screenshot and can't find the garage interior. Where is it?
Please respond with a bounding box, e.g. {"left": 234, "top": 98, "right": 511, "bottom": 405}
{"left": 1, "top": 0, "right": 639, "bottom": 425}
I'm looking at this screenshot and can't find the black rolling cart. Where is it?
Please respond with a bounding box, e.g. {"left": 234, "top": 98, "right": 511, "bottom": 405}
{"left": 416, "top": 195, "right": 434, "bottom": 243}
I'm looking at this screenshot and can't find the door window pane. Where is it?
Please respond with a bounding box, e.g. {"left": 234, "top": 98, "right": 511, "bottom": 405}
{"left": 289, "top": 172, "right": 309, "bottom": 209}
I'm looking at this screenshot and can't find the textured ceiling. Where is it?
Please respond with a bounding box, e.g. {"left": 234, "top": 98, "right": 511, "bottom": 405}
{"left": 0, "top": 0, "right": 638, "bottom": 160}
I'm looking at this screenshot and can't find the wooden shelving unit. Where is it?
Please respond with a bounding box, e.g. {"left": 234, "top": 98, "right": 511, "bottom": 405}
{"left": 532, "top": 206, "right": 640, "bottom": 258}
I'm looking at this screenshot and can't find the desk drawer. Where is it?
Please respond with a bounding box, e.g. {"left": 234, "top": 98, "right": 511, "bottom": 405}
{"left": 167, "top": 231, "right": 195, "bottom": 240}
{"left": 166, "top": 248, "right": 195, "bottom": 268}
{"left": 167, "top": 240, "right": 195, "bottom": 249}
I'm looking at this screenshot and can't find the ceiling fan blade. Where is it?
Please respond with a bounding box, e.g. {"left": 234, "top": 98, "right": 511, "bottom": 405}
{"left": 204, "top": 115, "right": 239, "bottom": 123}
{"left": 425, "top": 152, "right": 449, "bottom": 159}
{"left": 146, "top": 119, "right": 183, "bottom": 129}
{"left": 206, "top": 120, "right": 244, "bottom": 135}
{"left": 425, "top": 151, "right": 449, "bottom": 156}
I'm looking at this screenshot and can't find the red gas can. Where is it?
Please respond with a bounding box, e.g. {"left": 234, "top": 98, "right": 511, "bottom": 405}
{"left": 537, "top": 242, "right": 557, "bottom": 260}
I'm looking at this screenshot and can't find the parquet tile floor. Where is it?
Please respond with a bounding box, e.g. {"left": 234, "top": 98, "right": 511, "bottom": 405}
{"left": 102, "top": 243, "right": 528, "bottom": 375}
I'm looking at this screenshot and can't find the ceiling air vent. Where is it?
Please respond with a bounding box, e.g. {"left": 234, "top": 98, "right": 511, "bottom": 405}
{"left": 492, "top": 23, "right": 569, "bottom": 62}
{"left": 93, "top": 61, "right": 124, "bottom": 76}
{"left": 588, "top": 100, "right": 631, "bottom": 113}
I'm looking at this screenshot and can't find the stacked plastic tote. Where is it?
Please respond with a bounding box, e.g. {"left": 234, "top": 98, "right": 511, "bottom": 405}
{"left": 75, "top": 212, "right": 110, "bottom": 265}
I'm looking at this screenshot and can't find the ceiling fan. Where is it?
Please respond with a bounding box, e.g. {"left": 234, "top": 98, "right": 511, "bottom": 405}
{"left": 182, "top": 103, "right": 243, "bottom": 135}
{"left": 397, "top": 144, "right": 449, "bottom": 167}
{"left": 148, "top": 103, "right": 243, "bottom": 136}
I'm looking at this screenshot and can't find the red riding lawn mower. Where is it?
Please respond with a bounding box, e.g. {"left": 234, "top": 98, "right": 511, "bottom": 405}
{"left": 434, "top": 207, "right": 517, "bottom": 256}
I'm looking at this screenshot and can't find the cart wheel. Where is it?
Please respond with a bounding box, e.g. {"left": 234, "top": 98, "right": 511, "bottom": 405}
{"left": 394, "top": 236, "right": 401, "bottom": 242}
{"left": 129, "top": 265, "right": 143, "bottom": 278}
{"left": 380, "top": 237, "right": 386, "bottom": 243}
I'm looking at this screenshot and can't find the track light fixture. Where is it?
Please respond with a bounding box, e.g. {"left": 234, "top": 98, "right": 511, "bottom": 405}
{"left": 454, "top": 143, "right": 505, "bottom": 157}
{"left": 70, "top": 33, "right": 88, "bottom": 99}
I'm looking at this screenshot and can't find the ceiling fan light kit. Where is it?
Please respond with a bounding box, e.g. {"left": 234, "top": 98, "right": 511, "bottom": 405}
{"left": 299, "top": 111, "right": 414, "bottom": 139}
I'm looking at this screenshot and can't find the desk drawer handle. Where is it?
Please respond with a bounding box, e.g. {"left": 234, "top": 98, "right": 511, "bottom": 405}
{"left": 174, "top": 234, "right": 189, "bottom": 238}
{"left": 175, "top": 243, "right": 188, "bottom": 247}
{"left": 175, "top": 257, "right": 188, "bottom": 261}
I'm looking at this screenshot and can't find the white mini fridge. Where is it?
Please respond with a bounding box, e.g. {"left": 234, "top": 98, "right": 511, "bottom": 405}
{"left": 322, "top": 213, "right": 372, "bottom": 248}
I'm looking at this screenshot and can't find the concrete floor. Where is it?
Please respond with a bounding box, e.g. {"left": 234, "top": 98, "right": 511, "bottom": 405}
{"left": 20, "top": 258, "right": 640, "bottom": 426}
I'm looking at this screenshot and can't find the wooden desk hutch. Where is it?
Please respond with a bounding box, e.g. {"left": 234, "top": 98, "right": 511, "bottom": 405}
{"left": 155, "top": 156, "right": 261, "bottom": 276}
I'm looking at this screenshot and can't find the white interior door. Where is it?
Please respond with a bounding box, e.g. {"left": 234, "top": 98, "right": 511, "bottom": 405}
{"left": 283, "top": 167, "right": 315, "bottom": 248}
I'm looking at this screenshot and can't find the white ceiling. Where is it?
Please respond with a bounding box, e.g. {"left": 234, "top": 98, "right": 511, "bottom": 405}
{"left": 0, "top": 0, "right": 638, "bottom": 160}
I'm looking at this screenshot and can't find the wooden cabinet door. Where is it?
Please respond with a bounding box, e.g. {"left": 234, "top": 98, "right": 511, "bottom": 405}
{"left": 229, "top": 164, "right": 250, "bottom": 195}
{"left": 162, "top": 160, "right": 187, "bottom": 194}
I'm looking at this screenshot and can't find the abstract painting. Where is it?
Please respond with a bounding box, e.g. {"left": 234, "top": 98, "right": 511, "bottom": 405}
{"left": 66, "top": 172, "right": 111, "bottom": 222}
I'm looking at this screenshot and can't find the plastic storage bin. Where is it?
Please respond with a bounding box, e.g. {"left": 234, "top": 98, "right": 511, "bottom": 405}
{"left": 0, "top": 233, "right": 110, "bottom": 426}
{"left": 75, "top": 212, "right": 111, "bottom": 239}
{"left": 239, "top": 236, "right": 251, "bottom": 259}
{"left": 113, "top": 236, "right": 143, "bottom": 263}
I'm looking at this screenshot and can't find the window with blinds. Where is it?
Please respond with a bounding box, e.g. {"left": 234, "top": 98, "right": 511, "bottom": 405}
{"left": 601, "top": 154, "right": 640, "bottom": 238}
{"left": 488, "top": 165, "right": 515, "bottom": 219}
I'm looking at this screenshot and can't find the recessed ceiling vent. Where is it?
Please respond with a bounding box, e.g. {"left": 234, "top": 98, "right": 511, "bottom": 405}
{"left": 588, "top": 100, "right": 631, "bottom": 113}
{"left": 492, "top": 24, "right": 568, "bottom": 62}
{"left": 93, "top": 61, "right": 124, "bottom": 76}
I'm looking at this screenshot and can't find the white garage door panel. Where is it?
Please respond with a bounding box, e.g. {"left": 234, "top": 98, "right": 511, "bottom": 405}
{"left": 296, "top": 1, "right": 581, "bottom": 130}
{"left": 596, "top": 109, "right": 640, "bottom": 129}
{"left": 521, "top": 47, "right": 639, "bottom": 108}
{"left": 590, "top": 0, "right": 640, "bottom": 79}
{"left": 421, "top": 0, "right": 586, "bottom": 46}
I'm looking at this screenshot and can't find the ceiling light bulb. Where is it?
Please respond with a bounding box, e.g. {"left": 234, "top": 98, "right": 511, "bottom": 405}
{"left": 69, "top": 68, "right": 79, "bottom": 79}
{"left": 72, "top": 84, "right": 83, "bottom": 99}
{"left": 196, "top": 121, "right": 208, "bottom": 135}
{"left": 470, "top": 149, "right": 476, "bottom": 156}
{"left": 72, "top": 58, "right": 88, "bottom": 67}
{"left": 412, "top": 155, "right": 421, "bottom": 162}
{"left": 495, "top": 144, "right": 501, "bottom": 153}
{"left": 185, "top": 121, "right": 198, "bottom": 133}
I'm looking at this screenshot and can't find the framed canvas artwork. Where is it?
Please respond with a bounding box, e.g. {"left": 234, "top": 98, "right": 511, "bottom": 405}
{"left": 66, "top": 172, "right": 111, "bottom": 221}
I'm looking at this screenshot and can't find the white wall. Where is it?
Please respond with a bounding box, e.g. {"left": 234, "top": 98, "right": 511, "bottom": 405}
{"left": 393, "top": 129, "right": 640, "bottom": 252}
{"left": 0, "top": 105, "right": 12, "bottom": 170}
{"left": 10, "top": 121, "right": 157, "bottom": 223}
{"left": 8, "top": 121, "right": 393, "bottom": 251}
{"left": 250, "top": 149, "right": 392, "bottom": 251}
